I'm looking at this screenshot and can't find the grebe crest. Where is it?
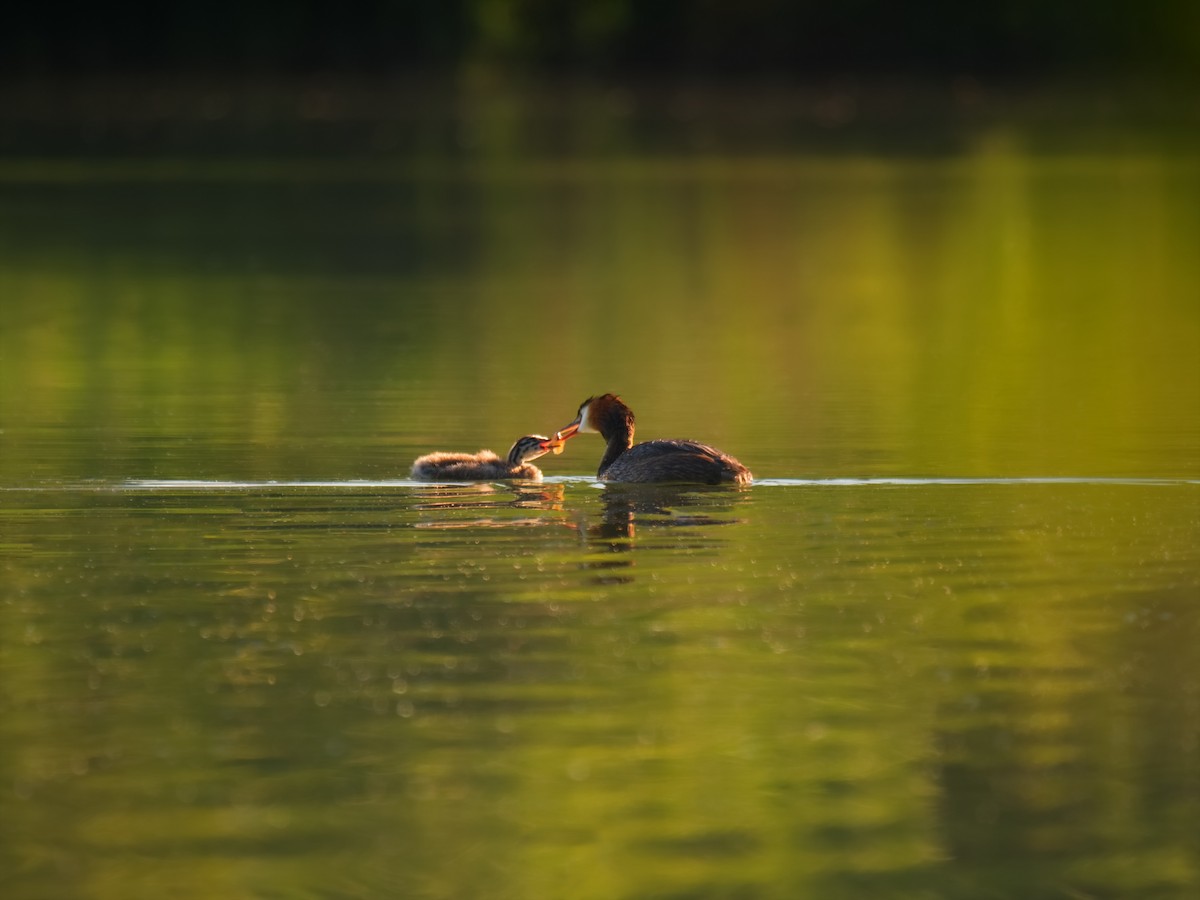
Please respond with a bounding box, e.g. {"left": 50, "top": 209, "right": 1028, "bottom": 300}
{"left": 568, "top": 394, "right": 633, "bottom": 440}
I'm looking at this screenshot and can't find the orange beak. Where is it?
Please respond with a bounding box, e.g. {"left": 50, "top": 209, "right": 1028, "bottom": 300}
{"left": 554, "top": 420, "right": 581, "bottom": 443}
{"left": 539, "top": 435, "right": 568, "bottom": 456}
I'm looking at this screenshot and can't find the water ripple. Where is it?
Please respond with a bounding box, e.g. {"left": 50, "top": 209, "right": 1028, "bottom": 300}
{"left": 0, "top": 476, "right": 1194, "bottom": 493}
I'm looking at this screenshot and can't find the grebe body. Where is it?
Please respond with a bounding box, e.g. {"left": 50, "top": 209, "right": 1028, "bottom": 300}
{"left": 555, "top": 394, "right": 752, "bottom": 485}
{"left": 411, "top": 435, "right": 561, "bottom": 482}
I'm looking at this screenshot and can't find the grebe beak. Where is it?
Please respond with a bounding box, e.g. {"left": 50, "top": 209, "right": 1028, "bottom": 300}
{"left": 554, "top": 421, "right": 581, "bottom": 442}
{"left": 540, "top": 436, "right": 568, "bottom": 456}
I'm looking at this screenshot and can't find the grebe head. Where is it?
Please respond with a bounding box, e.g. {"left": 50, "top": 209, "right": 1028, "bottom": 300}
{"left": 506, "top": 434, "right": 565, "bottom": 466}
{"left": 555, "top": 393, "right": 633, "bottom": 442}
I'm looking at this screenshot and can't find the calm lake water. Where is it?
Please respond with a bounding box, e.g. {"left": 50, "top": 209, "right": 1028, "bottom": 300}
{"left": 2, "top": 82, "right": 1199, "bottom": 899}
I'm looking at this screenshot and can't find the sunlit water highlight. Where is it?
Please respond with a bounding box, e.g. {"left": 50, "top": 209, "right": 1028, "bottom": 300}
{"left": 116, "top": 476, "right": 1198, "bottom": 489}
{"left": 1, "top": 477, "right": 1188, "bottom": 493}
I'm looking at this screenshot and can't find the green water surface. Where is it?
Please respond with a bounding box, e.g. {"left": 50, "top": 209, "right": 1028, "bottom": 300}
{"left": 1, "top": 83, "right": 1199, "bottom": 899}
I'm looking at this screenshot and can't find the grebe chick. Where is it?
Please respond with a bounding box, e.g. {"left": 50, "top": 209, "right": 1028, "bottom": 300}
{"left": 410, "top": 435, "right": 564, "bottom": 482}
{"left": 555, "top": 393, "right": 752, "bottom": 485}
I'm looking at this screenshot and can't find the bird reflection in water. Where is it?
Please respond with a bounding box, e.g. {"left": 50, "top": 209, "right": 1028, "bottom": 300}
{"left": 411, "top": 482, "right": 566, "bottom": 530}
{"left": 578, "top": 484, "right": 749, "bottom": 585}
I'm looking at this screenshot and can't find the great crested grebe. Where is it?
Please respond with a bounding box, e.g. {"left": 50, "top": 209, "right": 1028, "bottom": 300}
{"left": 410, "top": 435, "right": 565, "bottom": 482}
{"left": 555, "top": 393, "right": 752, "bottom": 484}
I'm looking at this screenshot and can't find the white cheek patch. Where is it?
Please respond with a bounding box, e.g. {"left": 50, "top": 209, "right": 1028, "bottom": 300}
{"left": 578, "top": 404, "right": 595, "bottom": 433}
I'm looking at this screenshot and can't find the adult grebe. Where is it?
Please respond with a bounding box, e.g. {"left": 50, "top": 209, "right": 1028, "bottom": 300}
{"left": 554, "top": 394, "right": 752, "bottom": 484}
{"left": 410, "top": 435, "right": 564, "bottom": 482}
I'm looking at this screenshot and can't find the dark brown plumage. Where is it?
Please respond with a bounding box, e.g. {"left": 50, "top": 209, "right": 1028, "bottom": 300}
{"left": 555, "top": 393, "right": 752, "bottom": 484}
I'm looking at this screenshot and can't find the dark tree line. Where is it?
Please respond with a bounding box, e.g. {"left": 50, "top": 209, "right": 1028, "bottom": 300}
{"left": 5, "top": 1, "right": 1198, "bottom": 76}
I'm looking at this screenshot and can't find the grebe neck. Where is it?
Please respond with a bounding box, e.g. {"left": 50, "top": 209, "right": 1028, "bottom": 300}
{"left": 597, "top": 423, "right": 634, "bottom": 477}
